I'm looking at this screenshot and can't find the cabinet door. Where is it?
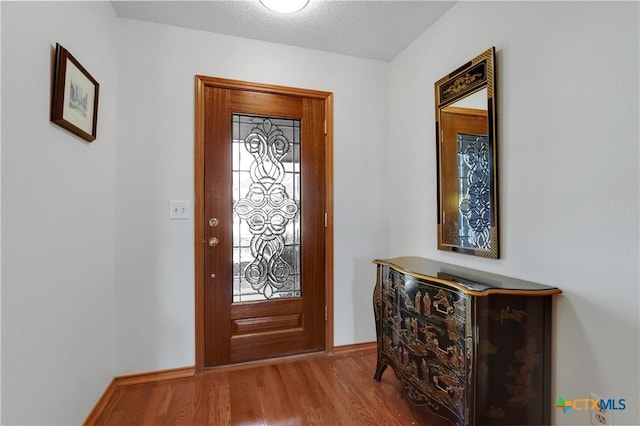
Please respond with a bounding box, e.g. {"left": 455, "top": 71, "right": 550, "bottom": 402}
{"left": 475, "top": 295, "right": 552, "bottom": 425}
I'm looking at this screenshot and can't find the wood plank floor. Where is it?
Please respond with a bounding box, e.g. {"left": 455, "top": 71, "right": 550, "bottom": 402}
{"left": 93, "top": 348, "right": 450, "bottom": 425}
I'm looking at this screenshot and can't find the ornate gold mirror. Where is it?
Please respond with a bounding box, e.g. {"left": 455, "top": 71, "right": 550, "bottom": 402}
{"left": 435, "top": 47, "right": 499, "bottom": 258}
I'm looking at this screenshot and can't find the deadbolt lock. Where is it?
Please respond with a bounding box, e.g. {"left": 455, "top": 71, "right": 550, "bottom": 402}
{"left": 209, "top": 217, "right": 219, "bottom": 227}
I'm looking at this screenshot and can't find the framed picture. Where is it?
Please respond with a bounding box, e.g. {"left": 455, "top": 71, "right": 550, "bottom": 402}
{"left": 51, "top": 43, "right": 99, "bottom": 142}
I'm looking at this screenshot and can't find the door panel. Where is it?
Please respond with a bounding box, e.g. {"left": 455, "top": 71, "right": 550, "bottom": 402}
{"left": 203, "top": 87, "right": 232, "bottom": 365}
{"left": 230, "top": 90, "right": 302, "bottom": 117}
{"left": 201, "top": 82, "right": 326, "bottom": 366}
{"left": 300, "top": 98, "right": 326, "bottom": 350}
{"left": 440, "top": 107, "right": 488, "bottom": 248}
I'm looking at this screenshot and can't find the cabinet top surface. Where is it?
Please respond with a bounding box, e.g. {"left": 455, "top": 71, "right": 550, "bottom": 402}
{"left": 374, "top": 256, "right": 562, "bottom": 296}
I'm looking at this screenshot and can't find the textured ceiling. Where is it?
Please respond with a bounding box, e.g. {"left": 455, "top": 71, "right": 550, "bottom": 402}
{"left": 111, "top": 1, "right": 456, "bottom": 61}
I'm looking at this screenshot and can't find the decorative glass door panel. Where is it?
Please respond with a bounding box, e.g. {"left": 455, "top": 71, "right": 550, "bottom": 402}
{"left": 232, "top": 115, "right": 301, "bottom": 301}
{"left": 457, "top": 133, "right": 490, "bottom": 249}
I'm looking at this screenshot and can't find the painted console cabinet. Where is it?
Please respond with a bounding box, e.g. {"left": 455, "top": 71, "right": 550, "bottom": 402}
{"left": 373, "top": 257, "right": 561, "bottom": 425}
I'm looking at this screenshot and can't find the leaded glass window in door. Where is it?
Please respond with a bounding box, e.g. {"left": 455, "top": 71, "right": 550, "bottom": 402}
{"left": 457, "top": 133, "right": 491, "bottom": 249}
{"left": 232, "top": 115, "right": 301, "bottom": 302}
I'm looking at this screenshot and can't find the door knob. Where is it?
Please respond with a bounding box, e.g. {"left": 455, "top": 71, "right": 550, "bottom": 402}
{"left": 208, "top": 237, "right": 219, "bottom": 247}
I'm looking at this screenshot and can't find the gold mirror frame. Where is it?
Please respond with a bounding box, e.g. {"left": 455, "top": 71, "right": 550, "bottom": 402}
{"left": 435, "top": 47, "right": 499, "bottom": 258}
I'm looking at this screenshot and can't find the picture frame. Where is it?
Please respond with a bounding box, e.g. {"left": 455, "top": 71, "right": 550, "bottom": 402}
{"left": 51, "top": 43, "right": 99, "bottom": 142}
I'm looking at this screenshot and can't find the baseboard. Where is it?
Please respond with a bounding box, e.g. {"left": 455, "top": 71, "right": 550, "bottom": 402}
{"left": 83, "top": 378, "right": 117, "bottom": 426}
{"left": 83, "top": 366, "right": 195, "bottom": 425}
{"left": 115, "top": 365, "right": 196, "bottom": 386}
{"left": 333, "top": 341, "right": 376, "bottom": 353}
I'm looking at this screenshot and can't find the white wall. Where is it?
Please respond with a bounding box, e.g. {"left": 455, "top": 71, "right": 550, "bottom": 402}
{"left": 389, "top": 2, "right": 639, "bottom": 424}
{"left": 114, "top": 19, "right": 389, "bottom": 374}
{"left": 1, "top": 2, "right": 119, "bottom": 425}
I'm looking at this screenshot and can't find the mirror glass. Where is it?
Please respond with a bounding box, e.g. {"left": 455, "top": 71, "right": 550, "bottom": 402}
{"left": 435, "top": 47, "right": 499, "bottom": 258}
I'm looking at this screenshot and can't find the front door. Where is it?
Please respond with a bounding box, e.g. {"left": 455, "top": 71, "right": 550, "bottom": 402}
{"left": 195, "top": 77, "right": 331, "bottom": 367}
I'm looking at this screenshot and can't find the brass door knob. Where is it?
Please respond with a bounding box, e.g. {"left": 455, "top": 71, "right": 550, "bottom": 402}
{"left": 208, "top": 237, "right": 219, "bottom": 247}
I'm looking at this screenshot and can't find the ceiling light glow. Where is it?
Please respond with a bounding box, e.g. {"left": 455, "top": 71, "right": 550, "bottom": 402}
{"left": 260, "top": 0, "right": 309, "bottom": 14}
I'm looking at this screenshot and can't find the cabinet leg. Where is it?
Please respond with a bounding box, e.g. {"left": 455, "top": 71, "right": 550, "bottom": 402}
{"left": 373, "top": 359, "right": 387, "bottom": 381}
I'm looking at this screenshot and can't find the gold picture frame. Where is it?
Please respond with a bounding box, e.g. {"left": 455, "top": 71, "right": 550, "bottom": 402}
{"left": 434, "top": 47, "right": 499, "bottom": 258}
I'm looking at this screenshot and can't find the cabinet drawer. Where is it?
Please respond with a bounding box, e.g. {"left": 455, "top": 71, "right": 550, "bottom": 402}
{"left": 390, "top": 271, "right": 470, "bottom": 364}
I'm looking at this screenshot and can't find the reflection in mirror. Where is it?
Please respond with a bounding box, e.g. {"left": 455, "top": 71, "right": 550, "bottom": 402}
{"left": 435, "top": 48, "right": 499, "bottom": 258}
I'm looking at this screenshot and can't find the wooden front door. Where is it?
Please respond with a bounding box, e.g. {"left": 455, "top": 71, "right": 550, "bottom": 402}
{"left": 195, "top": 76, "right": 332, "bottom": 367}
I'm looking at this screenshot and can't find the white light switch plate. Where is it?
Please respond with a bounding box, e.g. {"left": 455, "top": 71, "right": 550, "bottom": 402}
{"left": 170, "top": 200, "right": 190, "bottom": 219}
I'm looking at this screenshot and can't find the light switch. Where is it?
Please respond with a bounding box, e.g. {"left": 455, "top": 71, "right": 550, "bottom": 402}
{"left": 170, "top": 200, "right": 190, "bottom": 220}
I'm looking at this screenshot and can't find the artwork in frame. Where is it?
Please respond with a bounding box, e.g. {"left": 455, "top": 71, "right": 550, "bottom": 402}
{"left": 51, "top": 43, "right": 99, "bottom": 142}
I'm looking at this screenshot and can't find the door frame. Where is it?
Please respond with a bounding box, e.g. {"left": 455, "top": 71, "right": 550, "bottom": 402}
{"left": 194, "top": 75, "right": 334, "bottom": 372}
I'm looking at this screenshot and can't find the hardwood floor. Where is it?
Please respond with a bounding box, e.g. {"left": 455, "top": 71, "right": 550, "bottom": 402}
{"left": 93, "top": 348, "right": 449, "bottom": 425}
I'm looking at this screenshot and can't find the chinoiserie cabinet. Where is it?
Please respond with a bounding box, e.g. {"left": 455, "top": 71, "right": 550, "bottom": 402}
{"left": 373, "top": 257, "right": 562, "bottom": 426}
